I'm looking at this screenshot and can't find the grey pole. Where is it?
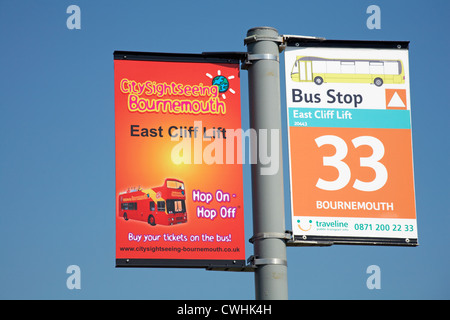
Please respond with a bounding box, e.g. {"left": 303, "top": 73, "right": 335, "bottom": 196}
{"left": 245, "top": 27, "right": 288, "bottom": 300}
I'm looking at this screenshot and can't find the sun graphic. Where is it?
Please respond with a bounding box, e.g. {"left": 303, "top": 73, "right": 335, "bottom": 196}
{"left": 206, "top": 70, "right": 236, "bottom": 99}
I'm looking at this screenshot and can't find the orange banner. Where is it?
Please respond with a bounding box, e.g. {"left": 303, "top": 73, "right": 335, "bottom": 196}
{"left": 114, "top": 54, "right": 246, "bottom": 267}
{"left": 289, "top": 126, "right": 416, "bottom": 220}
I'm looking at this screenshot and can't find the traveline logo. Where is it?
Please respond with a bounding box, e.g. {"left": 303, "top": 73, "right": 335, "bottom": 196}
{"left": 297, "top": 218, "right": 350, "bottom": 232}
{"left": 315, "top": 220, "right": 349, "bottom": 229}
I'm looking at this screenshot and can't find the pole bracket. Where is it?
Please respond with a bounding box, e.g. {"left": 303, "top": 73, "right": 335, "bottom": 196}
{"left": 241, "top": 53, "right": 279, "bottom": 70}
{"left": 244, "top": 34, "right": 283, "bottom": 45}
{"left": 249, "top": 231, "right": 292, "bottom": 243}
{"left": 247, "top": 255, "right": 287, "bottom": 268}
{"left": 247, "top": 53, "right": 279, "bottom": 62}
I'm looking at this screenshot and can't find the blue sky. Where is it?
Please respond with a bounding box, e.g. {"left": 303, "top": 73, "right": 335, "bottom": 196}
{"left": 0, "top": 0, "right": 449, "bottom": 299}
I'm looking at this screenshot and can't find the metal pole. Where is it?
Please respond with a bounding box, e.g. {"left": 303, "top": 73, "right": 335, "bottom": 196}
{"left": 245, "top": 27, "right": 288, "bottom": 300}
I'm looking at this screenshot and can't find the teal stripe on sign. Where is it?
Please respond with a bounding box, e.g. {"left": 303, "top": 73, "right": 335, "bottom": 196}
{"left": 288, "top": 108, "right": 411, "bottom": 129}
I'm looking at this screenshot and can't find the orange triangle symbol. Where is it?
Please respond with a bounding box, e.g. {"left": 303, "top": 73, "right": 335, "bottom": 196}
{"left": 386, "top": 89, "right": 407, "bottom": 110}
{"left": 388, "top": 92, "right": 406, "bottom": 107}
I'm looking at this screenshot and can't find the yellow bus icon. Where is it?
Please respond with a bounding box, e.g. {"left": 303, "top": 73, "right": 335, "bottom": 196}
{"left": 291, "top": 56, "right": 405, "bottom": 87}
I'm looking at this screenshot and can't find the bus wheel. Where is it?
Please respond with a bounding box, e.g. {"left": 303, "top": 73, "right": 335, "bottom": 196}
{"left": 148, "top": 215, "right": 156, "bottom": 226}
{"left": 314, "top": 76, "right": 323, "bottom": 85}
{"left": 374, "top": 78, "right": 383, "bottom": 87}
{"left": 123, "top": 213, "right": 128, "bottom": 221}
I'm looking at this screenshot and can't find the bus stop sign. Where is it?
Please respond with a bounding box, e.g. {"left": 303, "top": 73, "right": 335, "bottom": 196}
{"left": 284, "top": 39, "right": 418, "bottom": 246}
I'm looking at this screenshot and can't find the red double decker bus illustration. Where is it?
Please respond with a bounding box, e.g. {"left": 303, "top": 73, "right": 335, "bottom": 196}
{"left": 118, "top": 178, "right": 187, "bottom": 226}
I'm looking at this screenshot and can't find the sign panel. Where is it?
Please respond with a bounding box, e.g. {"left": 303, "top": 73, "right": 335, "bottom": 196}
{"left": 115, "top": 52, "right": 246, "bottom": 267}
{"left": 284, "top": 40, "right": 418, "bottom": 245}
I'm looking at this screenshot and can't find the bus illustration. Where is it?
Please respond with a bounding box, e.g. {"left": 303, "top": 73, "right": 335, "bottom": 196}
{"left": 291, "top": 56, "right": 405, "bottom": 87}
{"left": 118, "top": 178, "right": 187, "bottom": 226}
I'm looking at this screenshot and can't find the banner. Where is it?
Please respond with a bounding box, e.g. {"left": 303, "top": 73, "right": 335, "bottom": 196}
{"left": 114, "top": 52, "right": 246, "bottom": 267}
{"left": 284, "top": 40, "right": 418, "bottom": 246}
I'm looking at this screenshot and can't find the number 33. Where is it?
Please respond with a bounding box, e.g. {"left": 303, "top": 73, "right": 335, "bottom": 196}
{"left": 315, "top": 135, "right": 388, "bottom": 192}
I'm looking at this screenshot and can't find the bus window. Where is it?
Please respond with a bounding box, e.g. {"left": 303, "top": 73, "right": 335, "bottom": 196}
{"left": 292, "top": 60, "right": 299, "bottom": 75}
{"left": 341, "top": 61, "right": 355, "bottom": 74}
{"left": 370, "top": 61, "right": 384, "bottom": 74}
{"left": 157, "top": 201, "right": 165, "bottom": 212}
{"left": 175, "top": 201, "right": 182, "bottom": 212}
{"left": 150, "top": 201, "right": 155, "bottom": 211}
{"left": 355, "top": 61, "right": 370, "bottom": 74}
{"left": 313, "top": 61, "right": 326, "bottom": 74}
{"left": 327, "top": 61, "right": 340, "bottom": 74}
{"left": 384, "top": 62, "right": 400, "bottom": 75}
{"left": 166, "top": 199, "right": 186, "bottom": 214}
{"left": 166, "top": 180, "right": 185, "bottom": 190}
{"left": 122, "top": 202, "right": 137, "bottom": 210}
